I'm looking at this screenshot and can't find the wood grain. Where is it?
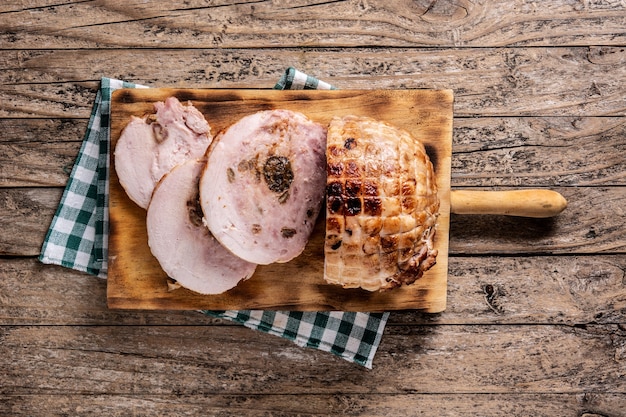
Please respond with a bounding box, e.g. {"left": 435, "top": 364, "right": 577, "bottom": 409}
{"left": 2, "top": 255, "right": 625, "bottom": 326}
{"left": 0, "top": 119, "right": 83, "bottom": 187}
{"left": 450, "top": 186, "right": 626, "bottom": 255}
{"left": 1, "top": 0, "right": 625, "bottom": 48}
{"left": 1, "top": 324, "right": 624, "bottom": 394}
{"left": 107, "top": 89, "right": 453, "bottom": 312}
{"left": 3, "top": 393, "right": 626, "bottom": 417}
{"left": 452, "top": 116, "right": 626, "bottom": 187}
{"left": 1, "top": 46, "right": 625, "bottom": 118}
{"left": 450, "top": 189, "right": 568, "bottom": 218}
{"left": 0, "top": 187, "right": 61, "bottom": 256}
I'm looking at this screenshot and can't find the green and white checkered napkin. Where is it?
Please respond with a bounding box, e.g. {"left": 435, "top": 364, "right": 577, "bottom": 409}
{"left": 39, "top": 67, "right": 389, "bottom": 368}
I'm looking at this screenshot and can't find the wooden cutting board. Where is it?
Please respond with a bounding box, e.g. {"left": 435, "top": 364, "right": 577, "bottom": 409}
{"left": 107, "top": 89, "right": 453, "bottom": 312}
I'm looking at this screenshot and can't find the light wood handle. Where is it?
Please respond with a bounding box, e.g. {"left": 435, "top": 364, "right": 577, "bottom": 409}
{"left": 450, "top": 190, "right": 567, "bottom": 218}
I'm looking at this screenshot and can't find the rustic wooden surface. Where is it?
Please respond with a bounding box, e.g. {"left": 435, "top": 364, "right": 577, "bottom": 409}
{"left": 1, "top": 1, "right": 625, "bottom": 416}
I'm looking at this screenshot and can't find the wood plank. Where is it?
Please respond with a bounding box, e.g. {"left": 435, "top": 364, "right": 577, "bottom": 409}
{"left": 2, "top": 185, "right": 624, "bottom": 257}
{"left": 0, "top": 119, "right": 85, "bottom": 187}
{"left": 2, "top": 255, "right": 625, "bottom": 326}
{"left": 1, "top": 0, "right": 625, "bottom": 48}
{"left": 107, "top": 88, "right": 453, "bottom": 312}
{"left": 0, "top": 187, "right": 61, "bottom": 256}
{"left": 3, "top": 117, "right": 625, "bottom": 188}
{"left": 0, "top": 260, "right": 215, "bottom": 326}
{"left": 1, "top": 324, "right": 624, "bottom": 394}
{"left": 441, "top": 254, "right": 626, "bottom": 326}
{"left": 0, "top": 118, "right": 87, "bottom": 145}
{"left": 1, "top": 46, "right": 624, "bottom": 118}
{"left": 2, "top": 393, "right": 625, "bottom": 417}
{"left": 450, "top": 186, "right": 626, "bottom": 254}
{"left": 452, "top": 117, "right": 626, "bottom": 187}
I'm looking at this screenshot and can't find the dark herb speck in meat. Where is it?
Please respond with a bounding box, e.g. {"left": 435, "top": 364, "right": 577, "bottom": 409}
{"left": 263, "top": 155, "right": 294, "bottom": 193}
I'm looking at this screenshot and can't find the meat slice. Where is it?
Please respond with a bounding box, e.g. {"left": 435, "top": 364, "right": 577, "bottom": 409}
{"left": 200, "top": 109, "right": 327, "bottom": 265}
{"left": 147, "top": 158, "right": 256, "bottom": 295}
{"left": 324, "top": 115, "right": 440, "bottom": 291}
{"left": 114, "top": 97, "right": 212, "bottom": 209}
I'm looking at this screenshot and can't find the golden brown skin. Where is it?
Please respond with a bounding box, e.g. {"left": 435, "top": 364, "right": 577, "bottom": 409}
{"left": 324, "top": 115, "right": 440, "bottom": 291}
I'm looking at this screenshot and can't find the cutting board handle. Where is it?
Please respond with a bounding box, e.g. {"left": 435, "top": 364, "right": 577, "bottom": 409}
{"left": 450, "top": 190, "right": 567, "bottom": 218}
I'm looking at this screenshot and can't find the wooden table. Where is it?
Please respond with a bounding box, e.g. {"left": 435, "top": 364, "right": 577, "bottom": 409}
{"left": 1, "top": 1, "right": 625, "bottom": 415}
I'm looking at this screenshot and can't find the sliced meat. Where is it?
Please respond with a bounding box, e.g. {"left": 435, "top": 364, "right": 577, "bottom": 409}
{"left": 200, "top": 109, "right": 327, "bottom": 265}
{"left": 324, "top": 115, "right": 440, "bottom": 291}
{"left": 147, "top": 158, "right": 256, "bottom": 295}
{"left": 114, "top": 96, "right": 212, "bottom": 209}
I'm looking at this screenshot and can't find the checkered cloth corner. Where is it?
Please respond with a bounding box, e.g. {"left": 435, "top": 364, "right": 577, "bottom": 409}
{"left": 205, "top": 310, "right": 387, "bottom": 368}
{"left": 39, "top": 68, "right": 389, "bottom": 369}
{"left": 39, "top": 78, "right": 146, "bottom": 277}
{"left": 274, "top": 67, "right": 336, "bottom": 90}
